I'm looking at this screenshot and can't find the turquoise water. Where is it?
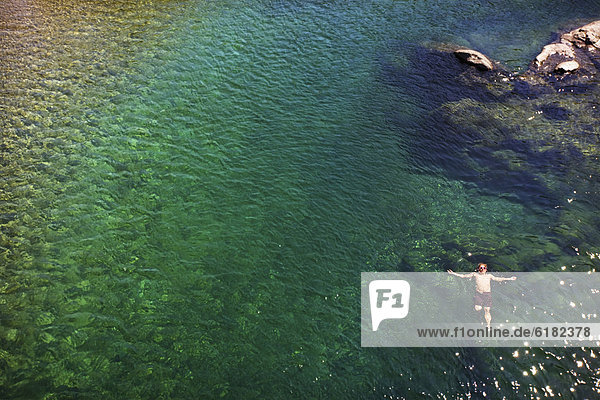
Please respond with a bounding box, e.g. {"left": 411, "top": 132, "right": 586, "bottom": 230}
{"left": 2, "top": 0, "right": 600, "bottom": 398}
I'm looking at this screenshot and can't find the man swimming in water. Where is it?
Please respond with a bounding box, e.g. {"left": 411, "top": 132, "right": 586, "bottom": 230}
{"left": 447, "top": 263, "right": 517, "bottom": 327}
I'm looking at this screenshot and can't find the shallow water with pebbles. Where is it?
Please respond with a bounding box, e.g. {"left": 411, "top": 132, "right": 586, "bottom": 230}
{"left": 2, "top": 0, "right": 600, "bottom": 398}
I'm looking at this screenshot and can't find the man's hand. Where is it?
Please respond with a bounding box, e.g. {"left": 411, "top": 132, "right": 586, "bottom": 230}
{"left": 447, "top": 269, "right": 454, "bottom": 275}
{"left": 510, "top": 276, "right": 517, "bottom": 280}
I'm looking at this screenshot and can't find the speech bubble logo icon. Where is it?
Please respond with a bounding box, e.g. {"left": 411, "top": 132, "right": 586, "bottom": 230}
{"left": 369, "top": 280, "right": 410, "bottom": 331}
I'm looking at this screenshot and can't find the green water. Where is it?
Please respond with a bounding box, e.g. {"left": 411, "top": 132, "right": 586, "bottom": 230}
{"left": 2, "top": 0, "right": 600, "bottom": 398}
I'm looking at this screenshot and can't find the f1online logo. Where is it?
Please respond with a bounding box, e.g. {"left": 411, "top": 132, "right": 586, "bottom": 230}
{"left": 369, "top": 280, "right": 411, "bottom": 331}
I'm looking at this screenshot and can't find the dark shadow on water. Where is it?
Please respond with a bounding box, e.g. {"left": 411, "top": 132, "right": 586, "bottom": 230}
{"left": 487, "top": 138, "right": 584, "bottom": 182}
{"left": 380, "top": 44, "right": 502, "bottom": 110}
{"left": 511, "top": 80, "right": 553, "bottom": 99}
{"left": 378, "top": 43, "right": 581, "bottom": 213}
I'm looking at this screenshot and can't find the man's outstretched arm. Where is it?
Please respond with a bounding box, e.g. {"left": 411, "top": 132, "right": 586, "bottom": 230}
{"left": 491, "top": 275, "right": 517, "bottom": 281}
{"left": 447, "top": 270, "right": 474, "bottom": 278}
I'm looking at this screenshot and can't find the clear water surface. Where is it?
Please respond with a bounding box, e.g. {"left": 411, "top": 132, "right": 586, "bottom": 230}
{"left": 2, "top": 0, "right": 600, "bottom": 398}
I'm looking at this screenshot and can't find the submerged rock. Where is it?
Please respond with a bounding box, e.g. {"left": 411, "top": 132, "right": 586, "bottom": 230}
{"left": 454, "top": 49, "right": 495, "bottom": 71}
{"left": 538, "top": 104, "right": 572, "bottom": 121}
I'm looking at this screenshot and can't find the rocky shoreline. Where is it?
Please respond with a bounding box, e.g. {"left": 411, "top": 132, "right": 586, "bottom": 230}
{"left": 453, "top": 19, "right": 600, "bottom": 88}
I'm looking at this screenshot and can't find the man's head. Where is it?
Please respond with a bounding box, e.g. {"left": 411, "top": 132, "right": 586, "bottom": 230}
{"left": 477, "top": 263, "right": 488, "bottom": 273}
